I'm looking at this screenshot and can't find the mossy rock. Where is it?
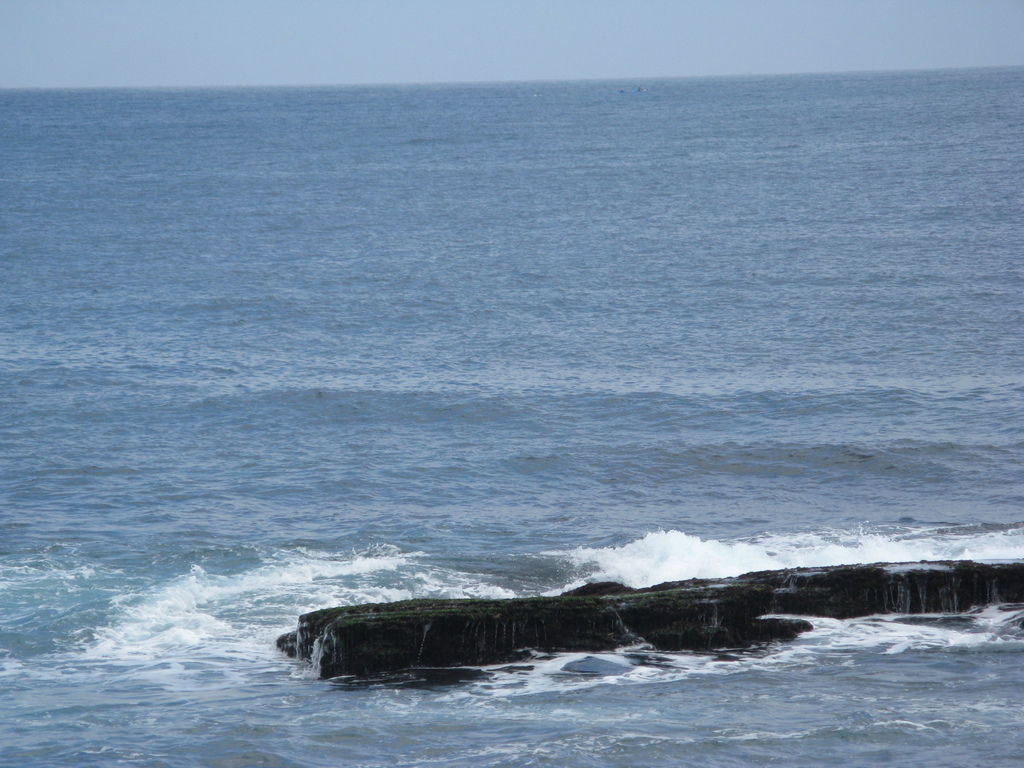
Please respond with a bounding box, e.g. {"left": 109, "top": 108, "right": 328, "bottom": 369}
{"left": 278, "top": 560, "right": 1024, "bottom": 679}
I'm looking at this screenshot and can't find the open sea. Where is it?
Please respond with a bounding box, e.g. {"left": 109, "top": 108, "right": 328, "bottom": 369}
{"left": 2, "top": 66, "right": 1023, "bottom": 766}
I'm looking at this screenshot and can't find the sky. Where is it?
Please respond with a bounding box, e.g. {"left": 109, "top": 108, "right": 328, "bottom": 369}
{"left": 1, "top": 0, "right": 1023, "bottom": 88}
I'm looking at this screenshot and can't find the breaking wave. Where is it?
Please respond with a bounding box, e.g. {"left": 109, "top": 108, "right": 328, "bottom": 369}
{"left": 555, "top": 524, "right": 1024, "bottom": 589}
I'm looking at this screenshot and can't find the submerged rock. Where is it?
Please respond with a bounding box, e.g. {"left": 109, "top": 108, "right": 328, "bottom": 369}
{"left": 561, "top": 655, "right": 634, "bottom": 675}
{"left": 277, "top": 560, "right": 1024, "bottom": 679}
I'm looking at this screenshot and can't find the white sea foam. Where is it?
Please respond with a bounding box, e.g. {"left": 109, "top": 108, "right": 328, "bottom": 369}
{"left": 554, "top": 526, "right": 1024, "bottom": 589}
{"left": 772, "top": 605, "right": 1024, "bottom": 658}
{"left": 77, "top": 544, "right": 514, "bottom": 686}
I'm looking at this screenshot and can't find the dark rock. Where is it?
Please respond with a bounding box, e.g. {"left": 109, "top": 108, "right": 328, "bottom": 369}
{"left": 561, "top": 581, "right": 636, "bottom": 597}
{"left": 278, "top": 560, "right": 1024, "bottom": 679}
{"left": 277, "top": 594, "right": 635, "bottom": 678}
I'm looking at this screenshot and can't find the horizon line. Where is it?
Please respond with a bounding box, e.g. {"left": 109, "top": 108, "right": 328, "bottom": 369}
{"left": 2, "top": 62, "right": 1021, "bottom": 93}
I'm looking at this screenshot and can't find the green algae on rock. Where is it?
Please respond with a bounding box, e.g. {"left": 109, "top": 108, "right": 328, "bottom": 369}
{"left": 277, "top": 560, "right": 1024, "bottom": 679}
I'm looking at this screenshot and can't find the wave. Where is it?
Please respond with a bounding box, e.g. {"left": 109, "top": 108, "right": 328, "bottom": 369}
{"left": 565, "top": 439, "right": 1020, "bottom": 484}
{"left": 80, "top": 545, "right": 514, "bottom": 671}
{"left": 84, "top": 546, "right": 409, "bottom": 662}
{"left": 553, "top": 524, "right": 1024, "bottom": 589}
{"left": 181, "top": 380, "right": 1022, "bottom": 422}
{"left": 0, "top": 543, "right": 518, "bottom": 691}
{"left": 188, "top": 387, "right": 541, "bottom": 431}
{"left": 178, "top": 385, "right": 1019, "bottom": 488}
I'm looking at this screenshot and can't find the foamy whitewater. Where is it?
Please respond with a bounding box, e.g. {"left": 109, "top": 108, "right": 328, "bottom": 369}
{"left": 2, "top": 68, "right": 1023, "bottom": 766}
{"left": 558, "top": 525, "right": 1024, "bottom": 588}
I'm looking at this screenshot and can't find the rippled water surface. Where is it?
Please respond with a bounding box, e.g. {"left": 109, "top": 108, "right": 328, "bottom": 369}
{"left": 2, "top": 67, "right": 1023, "bottom": 766}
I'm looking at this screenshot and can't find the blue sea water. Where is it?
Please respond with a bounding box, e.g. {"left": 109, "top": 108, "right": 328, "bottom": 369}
{"left": 1, "top": 67, "right": 1023, "bottom": 766}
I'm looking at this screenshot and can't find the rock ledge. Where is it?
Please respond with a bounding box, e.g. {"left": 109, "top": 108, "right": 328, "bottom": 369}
{"left": 277, "top": 560, "right": 1024, "bottom": 679}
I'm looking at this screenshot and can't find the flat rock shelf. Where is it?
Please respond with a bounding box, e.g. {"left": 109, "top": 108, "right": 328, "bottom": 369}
{"left": 277, "top": 561, "right": 1024, "bottom": 679}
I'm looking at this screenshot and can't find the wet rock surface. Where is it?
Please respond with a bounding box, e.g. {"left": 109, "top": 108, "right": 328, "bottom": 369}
{"left": 277, "top": 560, "right": 1024, "bottom": 679}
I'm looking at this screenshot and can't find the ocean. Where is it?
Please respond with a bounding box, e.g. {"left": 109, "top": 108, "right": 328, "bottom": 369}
{"left": 1, "top": 66, "right": 1022, "bottom": 766}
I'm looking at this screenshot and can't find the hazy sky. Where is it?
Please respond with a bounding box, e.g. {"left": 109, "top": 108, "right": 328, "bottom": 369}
{"left": 2, "top": 0, "right": 1023, "bottom": 88}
